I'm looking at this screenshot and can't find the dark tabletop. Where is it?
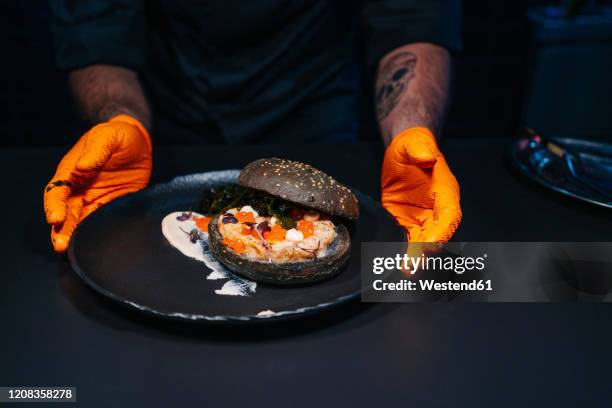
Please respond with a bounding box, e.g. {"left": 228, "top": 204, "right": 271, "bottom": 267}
{"left": 1, "top": 139, "right": 612, "bottom": 407}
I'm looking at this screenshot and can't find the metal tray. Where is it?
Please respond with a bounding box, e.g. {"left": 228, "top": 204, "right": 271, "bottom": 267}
{"left": 510, "top": 137, "right": 612, "bottom": 209}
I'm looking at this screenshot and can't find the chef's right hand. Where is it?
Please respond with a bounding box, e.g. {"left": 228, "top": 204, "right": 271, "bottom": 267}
{"left": 43, "top": 114, "right": 152, "bottom": 253}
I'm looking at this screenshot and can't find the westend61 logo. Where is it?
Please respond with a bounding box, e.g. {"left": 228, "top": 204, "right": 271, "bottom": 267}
{"left": 372, "top": 253, "right": 488, "bottom": 275}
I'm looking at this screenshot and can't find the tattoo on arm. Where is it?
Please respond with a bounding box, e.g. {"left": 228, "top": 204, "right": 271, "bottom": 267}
{"left": 375, "top": 44, "right": 450, "bottom": 144}
{"left": 375, "top": 52, "right": 417, "bottom": 121}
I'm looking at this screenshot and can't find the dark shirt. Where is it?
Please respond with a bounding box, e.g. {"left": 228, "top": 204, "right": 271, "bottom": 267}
{"left": 49, "top": 0, "right": 461, "bottom": 144}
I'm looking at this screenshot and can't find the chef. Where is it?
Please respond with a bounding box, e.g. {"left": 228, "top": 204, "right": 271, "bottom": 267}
{"left": 43, "top": 0, "right": 462, "bottom": 252}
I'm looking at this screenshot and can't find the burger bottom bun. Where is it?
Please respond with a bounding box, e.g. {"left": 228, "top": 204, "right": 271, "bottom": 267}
{"left": 208, "top": 216, "right": 351, "bottom": 285}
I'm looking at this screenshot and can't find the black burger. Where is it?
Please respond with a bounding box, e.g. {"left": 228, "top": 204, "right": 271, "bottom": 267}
{"left": 205, "top": 158, "right": 359, "bottom": 285}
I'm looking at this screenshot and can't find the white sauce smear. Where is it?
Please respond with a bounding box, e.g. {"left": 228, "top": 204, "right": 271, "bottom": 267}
{"left": 161, "top": 212, "right": 257, "bottom": 296}
{"left": 161, "top": 211, "right": 207, "bottom": 263}
{"left": 257, "top": 310, "right": 276, "bottom": 317}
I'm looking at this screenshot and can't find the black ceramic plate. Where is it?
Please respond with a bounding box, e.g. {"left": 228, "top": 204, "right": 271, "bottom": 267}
{"left": 68, "top": 171, "right": 404, "bottom": 323}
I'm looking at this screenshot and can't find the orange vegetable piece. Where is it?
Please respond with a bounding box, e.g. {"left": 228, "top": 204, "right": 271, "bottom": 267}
{"left": 223, "top": 237, "right": 245, "bottom": 253}
{"left": 194, "top": 216, "right": 211, "bottom": 232}
{"left": 235, "top": 211, "right": 255, "bottom": 223}
{"left": 297, "top": 220, "right": 314, "bottom": 238}
{"left": 240, "top": 224, "right": 259, "bottom": 238}
{"left": 264, "top": 224, "right": 286, "bottom": 242}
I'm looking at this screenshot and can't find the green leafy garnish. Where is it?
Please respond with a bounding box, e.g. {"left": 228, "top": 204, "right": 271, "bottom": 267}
{"left": 200, "top": 184, "right": 301, "bottom": 230}
{"left": 267, "top": 198, "right": 297, "bottom": 229}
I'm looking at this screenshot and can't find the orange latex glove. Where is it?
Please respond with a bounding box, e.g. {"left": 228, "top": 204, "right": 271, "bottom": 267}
{"left": 381, "top": 127, "right": 461, "bottom": 243}
{"left": 43, "top": 115, "right": 152, "bottom": 252}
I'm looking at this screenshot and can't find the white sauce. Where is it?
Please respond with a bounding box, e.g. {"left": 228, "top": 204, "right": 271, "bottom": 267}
{"left": 206, "top": 270, "right": 229, "bottom": 280}
{"left": 285, "top": 228, "right": 304, "bottom": 242}
{"left": 161, "top": 211, "right": 207, "bottom": 262}
{"left": 257, "top": 310, "right": 276, "bottom": 317}
{"left": 161, "top": 211, "right": 256, "bottom": 296}
{"left": 216, "top": 278, "right": 257, "bottom": 296}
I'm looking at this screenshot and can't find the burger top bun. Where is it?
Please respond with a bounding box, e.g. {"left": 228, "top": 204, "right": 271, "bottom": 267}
{"left": 238, "top": 158, "right": 359, "bottom": 220}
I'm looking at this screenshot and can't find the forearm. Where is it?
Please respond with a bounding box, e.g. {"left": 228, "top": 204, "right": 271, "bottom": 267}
{"left": 375, "top": 43, "right": 450, "bottom": 146}
{"left": 69, "top": 64, "right": 152, "bottom": 130}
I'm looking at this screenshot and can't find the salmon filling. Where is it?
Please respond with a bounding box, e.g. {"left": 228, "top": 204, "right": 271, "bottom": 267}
{"left": 217, "top": 206, "right": 337, "bottom": 262}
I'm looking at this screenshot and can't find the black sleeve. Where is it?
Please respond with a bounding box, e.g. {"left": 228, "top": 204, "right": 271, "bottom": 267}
{"left": 362, "top": 0, "right": 462, "bottom": 70}
{"left": 48, "top": 0, "right": 145, "bottom": 71}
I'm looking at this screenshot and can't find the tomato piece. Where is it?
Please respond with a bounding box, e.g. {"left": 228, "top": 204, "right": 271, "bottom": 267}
{"left": 194, "top": 216, "right": 211, "bottom": 232}
{"left": 296, "top": 219, "right": 314, "bottom": 238}
{"left": 235, "top": 211, "right": 256, "bottom": 223}
{"left": 223, "top": 237, "right": 245, "bottom": 253}
{"left": 264, "top": 224, "right": 287, "bottom": 242}
{"left": 240, "top": 224, "right": 260, "bottom": 238}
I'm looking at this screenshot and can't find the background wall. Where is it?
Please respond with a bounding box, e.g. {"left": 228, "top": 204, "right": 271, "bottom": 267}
{"left": 446, "top": 0, "right": 530, "bottom": 138}
{"left": 0, "top": 0, "right": 608, "bottom": 146}
{"left": 0, "top": 0, "right": 79, "bottom": 145}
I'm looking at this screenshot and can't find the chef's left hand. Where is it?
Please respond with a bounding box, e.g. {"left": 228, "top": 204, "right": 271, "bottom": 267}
{"left": 381, "top": 127, "right": 461, "bottom": 243}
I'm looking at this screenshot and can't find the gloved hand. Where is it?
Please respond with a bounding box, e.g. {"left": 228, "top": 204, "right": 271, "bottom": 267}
{"left": 381, "top": 127, "right": 461, "bottom": 243}
{"left": 43, "top": 114, "right": 152, "bottom": 252}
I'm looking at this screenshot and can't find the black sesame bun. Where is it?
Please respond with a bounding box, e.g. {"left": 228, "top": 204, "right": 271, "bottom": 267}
{"left": 238, "top": 158, "right": 359, "bottom": 219}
